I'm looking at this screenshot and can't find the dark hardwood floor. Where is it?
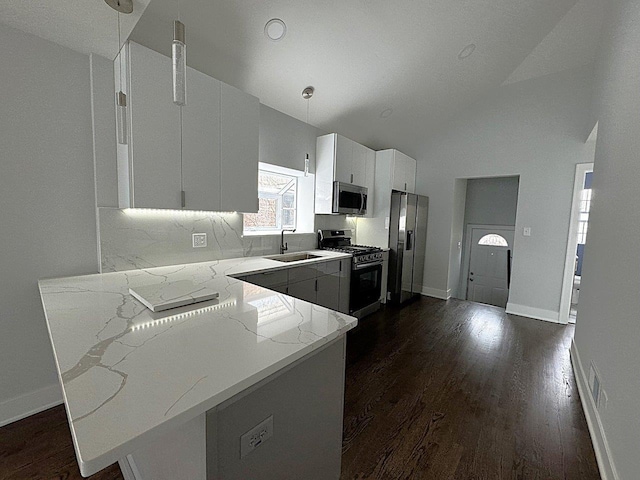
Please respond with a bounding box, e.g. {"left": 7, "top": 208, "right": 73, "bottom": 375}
{"left": 341, "top": 297, "right": 600, "bottom": 479}
{"left": 0, "top": 297, "right": 599, "bottom": 479}
{"left": 0, "top": 406, "right": 122, "bottom": 480}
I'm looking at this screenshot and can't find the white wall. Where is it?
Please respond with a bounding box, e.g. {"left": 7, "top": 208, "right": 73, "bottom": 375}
{"left": 0, "top": 25, "right": 99, "bottom": 425}
{"left": 573, "top": 0, "right": 640, "bottom": 477}
{"left": 259, "top": 104, "right": 322, "bottom": 174}
{"left": 415, "top": 65, "right": 596, "bottom": 315}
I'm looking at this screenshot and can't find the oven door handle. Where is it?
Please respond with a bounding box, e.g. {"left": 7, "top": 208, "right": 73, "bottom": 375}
{"left": 353, "top": 260, "right": 384, "bottom": 270}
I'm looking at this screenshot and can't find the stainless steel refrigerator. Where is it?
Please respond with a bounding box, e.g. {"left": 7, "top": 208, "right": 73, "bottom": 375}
{"left": 388, "top": 191, "right": 429, "bottom": 304}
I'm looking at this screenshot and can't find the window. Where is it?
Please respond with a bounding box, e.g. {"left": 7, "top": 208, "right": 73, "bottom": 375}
{"left": 478, "top": 234, "right": 509, "bottom": 247}
{"left": 577, "top": 188, "right": 592, "bottom": 244}
{"left": 243, "top": 169, "right": 297, "bottom": 233}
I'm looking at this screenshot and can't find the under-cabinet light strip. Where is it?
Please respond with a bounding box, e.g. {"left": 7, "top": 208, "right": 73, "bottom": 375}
{"left": 123, "top": 208, "right": 238, "bottom": 216}
{"left": 131, "top": 300, "right": 237, "bottom": 331}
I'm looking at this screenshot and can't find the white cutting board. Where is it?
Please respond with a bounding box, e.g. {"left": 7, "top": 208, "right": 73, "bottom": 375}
{"left": 129, "top": 280, "right": 219, "bottom": 312}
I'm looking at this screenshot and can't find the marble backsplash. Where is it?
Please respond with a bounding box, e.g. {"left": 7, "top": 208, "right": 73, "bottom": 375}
{"left": 98, "top": 208, "right": 356, "bottom": 272}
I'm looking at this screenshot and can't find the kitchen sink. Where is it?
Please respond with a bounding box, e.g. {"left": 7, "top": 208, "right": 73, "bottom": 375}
{"left": 266, "top": 252, "right": 321, "bottom": 262}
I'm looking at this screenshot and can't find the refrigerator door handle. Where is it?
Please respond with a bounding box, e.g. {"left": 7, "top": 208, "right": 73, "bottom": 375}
{"left": 406, "top": 230, "right": 414, "bottom": 250}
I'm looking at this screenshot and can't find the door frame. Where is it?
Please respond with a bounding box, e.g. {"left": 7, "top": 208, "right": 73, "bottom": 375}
{"left": 462, "top": 224, "right": 516, "bottom": 302}
{"left": 558, "top": 163, "right": 594, "bottom": 324}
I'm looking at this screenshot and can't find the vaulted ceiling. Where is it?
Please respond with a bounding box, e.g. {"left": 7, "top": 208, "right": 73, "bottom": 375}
{"left": 1, "top": 0, "right": 605, "bottom": 158}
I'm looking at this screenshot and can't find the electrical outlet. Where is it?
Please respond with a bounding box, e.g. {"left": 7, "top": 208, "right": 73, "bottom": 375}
{"left": 240, "top": 415, "right": 273, "bottom": 458}
{"left": 192, "top": 233, "right": 207, "bottom": 248}
{"left": 523, "top": 227, "right": 532, "bottom": 237}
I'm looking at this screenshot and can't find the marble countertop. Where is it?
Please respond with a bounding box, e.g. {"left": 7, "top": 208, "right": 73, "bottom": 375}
{"left": 38, "top": 250, "right": 356, "bottom": 476}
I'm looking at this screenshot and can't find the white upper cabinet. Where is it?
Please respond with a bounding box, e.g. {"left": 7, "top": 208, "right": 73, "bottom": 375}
{"left": 127, "top": 42, "right": 182, "bottom": 209}
{"left": 220, "top": 82, "right": 259, "bottom": 213}
{"left": 334, "top": 135, "right": 353, "bottom": 184}
{"left": 351, "top": 142, "right": 367, "bottom": 186}
{"left": 364, "top": 148, "right": 376, "bottom": 217}
{"left": 119, "top": 42, "right": 259, "bottom": 213}
{"left": 181, "top": 67, "right": 221, "bottom": 212}
{"left": 315, "top": 133, "right": 376, "bottom": 214}
{"left": 390, "top": 150, "right": 416, "bottom": 193}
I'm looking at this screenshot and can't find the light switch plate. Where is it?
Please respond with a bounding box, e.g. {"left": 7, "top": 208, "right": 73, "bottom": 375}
{"left": 523, "top": 227, "right": 532, "bottom": 237}
{"left": 192, "top": 233, "right": 207, "bottom": 248}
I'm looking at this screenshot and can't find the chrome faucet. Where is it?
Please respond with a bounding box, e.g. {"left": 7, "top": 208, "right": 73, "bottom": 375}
{"left": 280, "top": 228, "right": 296, "bottom": 254}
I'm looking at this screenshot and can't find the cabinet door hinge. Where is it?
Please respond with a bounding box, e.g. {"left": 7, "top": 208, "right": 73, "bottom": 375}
{"left": 181, "top": 190, "right": 186, "bottom": 208}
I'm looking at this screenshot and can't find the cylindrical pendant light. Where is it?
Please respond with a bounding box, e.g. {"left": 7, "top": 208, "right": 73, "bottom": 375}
{"left": 172, "top": 20, "right": 187, "bottom": 106}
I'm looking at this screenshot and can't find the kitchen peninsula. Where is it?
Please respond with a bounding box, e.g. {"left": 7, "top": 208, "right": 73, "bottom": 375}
{"left": 38, "top": 251, "right": 356, "bottom": 479}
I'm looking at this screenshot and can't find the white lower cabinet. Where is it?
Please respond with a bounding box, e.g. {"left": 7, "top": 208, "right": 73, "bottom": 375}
{"left": 316, "top": 273, "right": 340, "bottom": 311}
{"left": 287, "top": 278, "right": 317, "bottom": 304}
{"left": 239, "top": 259, "right": 349, "bottom": 314}
{"left": 338, "top": 258, "right": 351, "bottom": 314}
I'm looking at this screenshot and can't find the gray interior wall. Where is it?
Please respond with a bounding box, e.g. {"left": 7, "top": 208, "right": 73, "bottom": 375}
{"left": 0, "top": 25, "right": 98, "bottom": 422}
{"left": 463, "top": 176, "right": 519, "bottom": 227}
{"left": 573, "top": 1, "right": 640, "bottom": 477}
{"left": 446, "top": 179, "right": 467, "bottom": 298}
{"left": 457, "top": 176, "right": 519, "bottom": 298}
{"left": 415, "top": 65, "right": 596, "bottom": 312}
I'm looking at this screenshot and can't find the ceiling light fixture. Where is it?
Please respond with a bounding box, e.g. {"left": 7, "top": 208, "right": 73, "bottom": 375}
{"left": 265, "top": 18, "right": 287, "bottom": 41}
{"left": 458, "top": 43, "right": 476, "bottom": 60}
{"left": 380, "top": 108, "right": 393, "bottom": 119}
{"left": 105, "top": 0, "right": 133, "bottom": 14}
{"left": 303, "top": 86, "right": 315, "bottom": 176}
{"left": 172, "top": 20, "right": 187, "bottom": 106}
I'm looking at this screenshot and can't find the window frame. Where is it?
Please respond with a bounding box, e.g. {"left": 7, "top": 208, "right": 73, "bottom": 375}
{"left": 243, "top": 168, "right": 298, "bottom": 234}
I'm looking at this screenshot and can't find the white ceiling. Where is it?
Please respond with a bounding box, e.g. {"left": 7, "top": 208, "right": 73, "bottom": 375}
{"left": 0, "top": 0, "right": 150, "bottom": 59}
{"left": 130, "top": 0, "right": 606, "bottom": 157}
{"left": 504, "top": 0, "right": 606, "bottom": 85}
{"left": 1, "top": 0, "right": 606, "bottom": 158}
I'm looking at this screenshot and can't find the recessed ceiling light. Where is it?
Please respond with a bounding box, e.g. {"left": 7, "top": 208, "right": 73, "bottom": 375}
{"left": 265, "top": 18, "right": 287, "bottom": 41}
{"left": 458, "top": 43, "right": 476, "bottom": 60}
{"left": 380, "top": 108, "right": 393, "bottom": 118}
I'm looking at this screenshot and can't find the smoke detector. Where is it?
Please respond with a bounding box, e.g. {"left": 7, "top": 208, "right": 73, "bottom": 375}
{"left": 265, "top": 19, "right": 287, "bottom": 41}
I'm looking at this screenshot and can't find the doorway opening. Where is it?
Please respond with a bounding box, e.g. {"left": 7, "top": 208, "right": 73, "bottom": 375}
{"left": 457, "top": 176, "right": 520, "bottom": 309}
{"left": 559, "top": 164, "right": 594, "bottom": 324}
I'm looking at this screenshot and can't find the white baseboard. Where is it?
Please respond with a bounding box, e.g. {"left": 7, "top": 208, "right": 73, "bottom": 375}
{"left": 505, "top": 302, "right": 560, "bottom": 323}
{"left": 420, "top": 287, "right": 451, "bottom": 300}
{"left": 0, "top": 383, "right": 63, "bottom": 428}
{"left": 570, "top": 340, "right": 619, "bottom": 480}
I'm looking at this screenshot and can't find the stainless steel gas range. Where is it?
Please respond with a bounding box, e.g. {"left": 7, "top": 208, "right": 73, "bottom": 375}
{"left": 318, "top": 229, "right": 383, "bottom": 319}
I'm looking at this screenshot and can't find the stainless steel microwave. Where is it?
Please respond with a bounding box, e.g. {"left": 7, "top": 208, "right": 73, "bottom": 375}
{"left": 332, "top": 182, "right": 368, "bottom": 215}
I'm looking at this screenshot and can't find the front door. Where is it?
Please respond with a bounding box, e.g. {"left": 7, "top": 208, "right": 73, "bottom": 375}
{"left": 467, "top": 228, "right": 515, "bottom": 308}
